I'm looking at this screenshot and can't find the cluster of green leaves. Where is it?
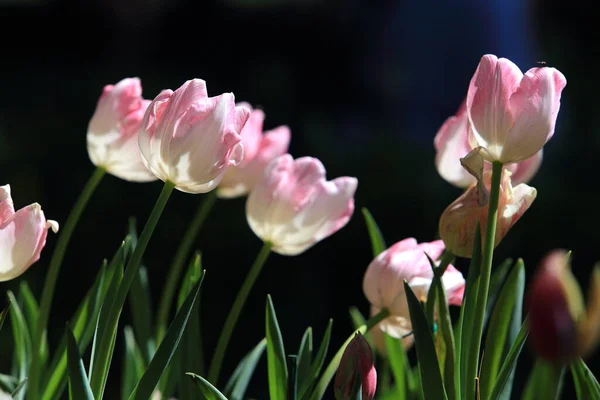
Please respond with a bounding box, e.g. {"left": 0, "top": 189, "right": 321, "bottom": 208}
{"left": 359, "top": 208, "right": 600, "bottom": 400}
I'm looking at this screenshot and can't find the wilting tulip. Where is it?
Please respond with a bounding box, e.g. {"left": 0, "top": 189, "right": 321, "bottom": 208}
{"left": 246, "top": 154, "right": 357, "bottom": 256}
{"left": 0, "top": 185, "right": 59, "bottom": 282}
{"left": 362, "top": 239, "right": 465, "bottom": 339}
{"left": 439, "top": 169, "right": 536, "bottom": 258}
{"left": 466, "top": 54, "right": 566, "bottom": 164}
{"left": 87, "top": 78, "right": 158, "bottom": 182}
{"left": 334, "top": 332, "right": 377, "bottom": 400}
{"left": 369, "top": 305, "right": 415, "bottom": 355}
{"left": 138, "top": 79, "right": 250, "bottom": 193}
{"left": 218, "top": 104, "right": 291, "bottom": 198}
{"left": 528, "top": 250, "right": 600, "bottom": 363}
{"left": 434, "top": 101, "right": 543, "bottom": 188}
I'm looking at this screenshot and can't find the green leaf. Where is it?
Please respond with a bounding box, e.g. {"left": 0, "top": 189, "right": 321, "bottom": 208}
{"left": 129, "top": 265, "right": 155, "bottom": 364}
{"left": 0, "top": 373, "right": 18, "bottom": 393}
{"left": 42, "top": 253, "right": 118, "bottom": 400}
{"left": 266, "top": 294, "right": 288, "bottom": 400}
{"left": 522, "top": 359, "right": 565, "bottom": 400}
{"left": 348, "top": 307, "right": 367, "bottom": 330}
{"left": 65, "top": 325, "right": 94, "bottom": 400}
{"left": 385, "top": 333, "right": 412, "bottom": 400}
{"left": 18, "top": 282, "right": 39, "bottom": 335}
{"left": 128, "top": 270, "right": 205, "bottom": 400}
{"left": 186, "top": 373, "right": 228, "bottom": 400}
{"left": 480, "top": 259, "right": 525, "bottom": 400}
{"left": 88, "top": 249, "right": 126, "bottom": 398}
{"left": 456, "top": 224, "right": 482, "bottom": 399}
{"left": 297, "top": 327, "right": 313, "bottom": 391}
{"left": 570, "top": 358, "right": 600, "bottom": 400}
{"left": 484, "top": 258, "right": 513, "bottom": 328}
{"left": 122, "top": 326, "right": 147, "bottom": 400}
{"left": 403, "top": 282, "right": 447, "bottom": 400}
{"left": 223, "top": 338, "right": 267, "bottom": 400}
{"left": 299, "top": 319, "right": 333, "bottom": 400}
{"left": 0, "top": 299, "right": 10, "bottom": 334}
{"left": 434, "top": 279, "right": 456, "bottom": 400}
{"left": 487, "top": 317, "right": 528, "bottom": 400}
{"left": 7, "top": 290, "right": 32, "bottom": 392}
{"left": 288, "top": 355, "right": 298, "bottom": 400}
{"left": 11, "top": 379, "right": 27, "bottom": 399}
{"left": 362, "top": 208, "right": 387, "bottom": 257}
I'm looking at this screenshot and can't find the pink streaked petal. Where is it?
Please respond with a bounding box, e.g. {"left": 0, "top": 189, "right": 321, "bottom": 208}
{"left": 507, "top": 150, "right": 543, "bottom": 185}
{"left": 441, "top": 264, "right": 466, "bottom": 306}
{"left": 238, "top": 106, "right": 266, "bottom": 163}
{"left": 0, "top": 185, "right": 15, "bottom": 224}
{"left": 142, "top": 90, "right": 172, "bottom": 135}
{"left": 502, "top": 67, "right": 567, "bottom": 163}
{"left": 467, "top": 55, "right": 523, "bottom": 159}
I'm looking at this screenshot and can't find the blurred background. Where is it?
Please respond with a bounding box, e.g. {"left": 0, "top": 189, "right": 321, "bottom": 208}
{"left": 0, "top": 0, "right": 597, "bottom": 398}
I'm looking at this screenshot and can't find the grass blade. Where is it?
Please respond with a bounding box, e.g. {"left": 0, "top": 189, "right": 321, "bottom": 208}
{"left": 65, "top": 325, "right": 94, "bottom": 400}
{"left": 186, "top": 373, "right": 228, "bottom": 400}
{"left": 122, "top": 326, "right": 146, "bottom": 399}
{"left": 266, "top": 295, "right": 288, "bottom": 400}
{"left": 362, "top": 207, "right": 387, "bottom": 257}
{"left": 299, "top": 319, "right": 333, "bottom": 400}
{"left": 225, "top": 338, "right": 267, "bottom": 400}
{"left": 297, "top": 327, "right": 313, "bottom": 391}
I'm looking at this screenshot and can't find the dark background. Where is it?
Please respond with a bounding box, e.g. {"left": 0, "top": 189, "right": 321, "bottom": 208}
{"left": 0, "top": 0, "right": 598, "bottom": 398}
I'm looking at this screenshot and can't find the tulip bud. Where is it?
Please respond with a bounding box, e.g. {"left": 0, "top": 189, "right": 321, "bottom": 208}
{"left": 334, "top": 332, "right": 377, "bottom": 400}
{"left": 434, "top": 100, "right": 543, "bottom": 188}
{"left": 217, "top": 103, "right": 291, "bottom": 198}
{"left": 466, "top": 54, "right": 566, "bottom": 164}
{"left": 246, "top": 154, "right": 357, "bottom": 256}
{"left": 138, "top": 79, "right": 251, "bottom": 193}
{"left": 363, "top": 239, "right": 465, "bottom": 339}
{"left": 0, "top": 185, "right": 59, "bottom": 282}
{"left": 528, "top": 250, "right": 600, "bottom": 363}
{"left": 439, "top": 169, "right": 536, "bottom": 258}
{"left": 87, "top": 78, "right": 158, "bottom": 182}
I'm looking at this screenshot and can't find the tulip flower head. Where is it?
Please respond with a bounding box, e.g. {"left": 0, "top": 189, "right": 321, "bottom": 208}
{"left": 466, "top": 54, "right": 566, "bottom": 164}
{"left": 138, "top": 79, "right": 251, "bottom": 193}
{"left": 334, "top": 332, "right": 377, "bottom": 400}
{"left": 218, "top": 103, "right": 291, "bottom": 198}
{"left": 439, "top": 169, "right": 536, "bottom": 258}
{"left": 369, "top": 305, "right": 415, "bottom": 355}
{"left": 0, "top": 185, "right": 59, "bottom": 282}
{"left": 528, "top": 250, "right": 600, "bottom": 363}
{"left": 362, "top": 239, "right": 465, "bottom": 339}
{"left": 434, "top": 101, "right": 543, "bottom": 188}
{"left": 246, "top": 154, "right": 357, "bottom": 256}
{"left": 87, "top": 78, "right": 158, "bottom": 182}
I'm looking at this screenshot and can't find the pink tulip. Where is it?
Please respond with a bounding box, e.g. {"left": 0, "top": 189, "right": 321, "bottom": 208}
{"left": 87, "top": 78, "right": 158, "bottom": 182}
{"left": 466, "top": 54, "right": 566, "bottom": 164}
{"left": 369, "top": 305, "right": 415, "bottom": 354}
{"left": 246, "top": 154, "right": 357, "bottom": 256}
{"left": 0, "top": 185, "right": 59, "bottom": 282}
{"left": 362, "top": 239, "right": 465, "bottom": 339}
{"left": 218, "top": 104, "right": 291, "bottom": 198}
{"left": 334, "top": 332, "right": 377, "bottom": 400}
{"left": 138, "top": 79, "right": 250, "bottom": 193}
{"left": 528, "top": 250, "right": 600, "bottom": 362}
{"left": 439, "top": 169, "right": 536, "bottom": 258}
{"left": 434, "top": 101, "right": 543, "bottom": 188}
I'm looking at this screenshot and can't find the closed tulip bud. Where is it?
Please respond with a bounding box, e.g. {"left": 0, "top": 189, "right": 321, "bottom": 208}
{"left": 466, "top": 54, "right": 566, "bottom": 164}
{"left": 246, "top": 154, "right": 357, "bottom": 256}
{"left": 439, "top": 169, "right": 536, "bottom": 258}
{"left": 363, "top": 239, "right": 465, "bottom": 339}
{"left": 87, "top": 78, "right": 158, "bottom": 182}
{"left": 435, "top": 100, "right": 543, "bottom": 188}
{"left": 334, "top": 332, "right": 377, "bottom": 400}
{"left": 138, "top": 79, "right": 251, "bottom": 193}
{"left": 0, "top": 185, "right": 59, "bottom": 282}
{"left": 528, "top": 250, "right": 600, "bottom": 362}
{"left": 217, "top": 103, "right": 291, "bottom": 198}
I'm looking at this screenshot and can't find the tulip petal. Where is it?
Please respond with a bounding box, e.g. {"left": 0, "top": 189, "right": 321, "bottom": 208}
{"left": 0, "top": 185, "right": 15, "bottom": 224}
{"left": 506, "top": 150, "right": 543, "bottom": 185}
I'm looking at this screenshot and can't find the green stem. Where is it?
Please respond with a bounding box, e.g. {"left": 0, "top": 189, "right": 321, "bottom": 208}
{"left": 90, "top": 180, "right": 175, "bottom": 399}
{"left": 207, "top": 242, "right": 272, "bottom": 385}
{"left": 465, "top": 161, "right": 503, "bottom": 400}
{"left": 27, "top": 166, "right": 106, "bottom": 400}
{"left": 156, "top": 190, "right": 217, "bottom": 343}
{"left": 310, "top": 308, "right": 391, "bottom": 400}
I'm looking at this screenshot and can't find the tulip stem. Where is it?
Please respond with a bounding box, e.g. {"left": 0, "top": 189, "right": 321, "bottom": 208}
{"left": 208, "top": 241, "right": 272, "bottom": 385}
{"left": 466, "top": 161, "right": 503, "bottom": 400}
{"left": 27, "top": 166, "right": 106, "bottom": 400}
{"left": 310, "top": 308, "right": 391, "bottom": 400}
{"left": 156, "top": 190, "right": 218, "bottom": 344}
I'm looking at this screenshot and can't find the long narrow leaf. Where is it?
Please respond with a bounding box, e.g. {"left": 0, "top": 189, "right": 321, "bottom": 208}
{"left": 297, "top": 327, "right": 313, "bottom": 391}
{"left": 266, "top": 295, "right": 288, "bottom": 400}
{"left": 570, "top": 358, "right": 600, "bottom": 399}
{"left": 362, "top": 208, "right": 387, "bottom": 257}
{"left": 487, "top": 317, "right": 528, "bottom": 400}
{"left": 0, "top": 374, "right": 18, "bottom": 393}
{"left": 226, "top": 339, "right": 267, "bottom": 400}
{"left": 484, "top": 258, "right": 513, "bottom": 328}
{"left": 129, "top": 265, "right": 155, "bottom": 364}
{"left": 7, "top": 290, "right": 31, "bottom": 393}
{"left": 186, "top": 373, "right": 228, "bottom": 400}
{"left": 522, "top": 359, "right": 565, "bottom": 400}
{"left": 128, "top": 270, "right": 205, "bottom": 400}
{"left": 480, "top": 259, "right": 524, "bottom": 400}
{"left": 19, "top": 282, "right": 47, "bottom": 369}
{"left": 434, "top": 279, "right": 456, "bottom": 400}
{"left": 404, "top": 282, "right": 447, "bottom": 400}
{"left": 65, "top": 325, "right": 94, "bottom": 400}
{"left": 385, "top": 333, "right": 411, "bottom": 400}
{"left": 180, "top": 295, "right": 203, "bottom": 400}
{"left": 122, "top": 326, "right": 147, "bottom": 400}
{"left": 299, "top": 319, "right": 333, "bottom": 400}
